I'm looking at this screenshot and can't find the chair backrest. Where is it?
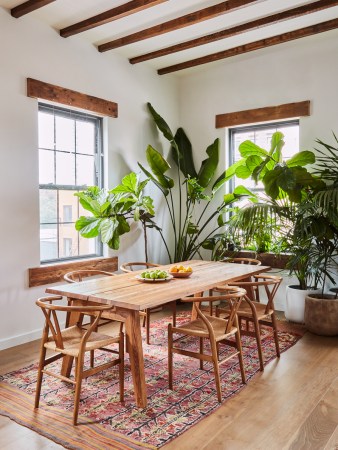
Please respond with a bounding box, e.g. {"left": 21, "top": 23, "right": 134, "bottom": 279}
{"left": 232, "top": 274, "right": 282, "bottom": 313}
{"left": 36, "top": 296, "right": 114, "bottom": 349}
{"left": 64, "top": 270, "right": 116, "bottom": 283}
{"left": 181, "top": 286, "right": 247, "bottom": 335}
{"left": 229, "top": 258, "right": 261, "bottom": 265}
{"left": 120, "top": 262, "right": 160, "bottom": 273}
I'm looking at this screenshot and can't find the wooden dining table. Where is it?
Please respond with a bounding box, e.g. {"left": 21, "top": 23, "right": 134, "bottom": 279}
{"left": 46, "top": 260, "right": 269, "bottom": 408}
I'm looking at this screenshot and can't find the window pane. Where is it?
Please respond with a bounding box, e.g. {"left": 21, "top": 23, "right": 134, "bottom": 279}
{"left": 56, "top": 152, "right": 75, "bottom": 185}
{"left": 59, "top": 223, "right": 78, "bottom": 258}
{"left": 40, "top": 224, "right": 58, "bottom": 261}
{"left": 39, "top": 149, "right": 54, "bottom": 184}
{"left": 55, "top": 115, "right": 75, "bottom": 152}
{"left": 79, "top": 234, "right": 97, "bottom": 255}
{"left": 230, "top": 122, "right": 299, "bottom": 193}
{"left": 279, "top": 125, "right": 299, "bottom": 159}
{"left": 38, "top": 111, "right": 54, "bottom": 150}
{"left": 40, "top": 189, "right": 57, "bottom": 224}
{"left": 76, "top": 121, "right": 95, "bottom": 155}
{"left": 76, "top": 154, "right": 95, "bottom": 186}
{"left": 58, "top": 190, "right": 78, "bottom": 223}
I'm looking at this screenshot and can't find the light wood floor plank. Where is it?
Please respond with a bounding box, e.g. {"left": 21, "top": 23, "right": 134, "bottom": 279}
{"left": 0, "top": 311, "right": 337, "bottom": 450}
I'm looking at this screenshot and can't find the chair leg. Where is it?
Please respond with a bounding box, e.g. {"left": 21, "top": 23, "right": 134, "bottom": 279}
{"left": 235, "top": 328, "right": 246, "bottom": 384}
{"left": 271, "top": 312, "right": 280, "bottom": 358}
{"left": 146, "top": 309, "right": 151, "bottom": 345}
{"left": 199, "top": 337, "right": 204, "bottom": 370}
{"left": 210, "top": 339, "right": 222, "bottom": 403}
{"left": 34, "top": 345, "right": 47, "bottom": 408}
{"left": 119, "top": 332, "right": 125, "bottom": 402}
{"left": 168, "top": 324, "right": 173, "bottom": 390}
{"left": 73, "top": 355, "right": 84, "bottom": 426}
{"left": 252, "top": 316, "right": 264, "bottom": 371}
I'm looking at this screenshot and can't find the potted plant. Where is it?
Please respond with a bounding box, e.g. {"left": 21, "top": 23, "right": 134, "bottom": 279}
{"left": 223, "top": 131, "right": 328, "bottom": 323}
{"left": 302, "top": 135, "right": 338, "bottom": 335}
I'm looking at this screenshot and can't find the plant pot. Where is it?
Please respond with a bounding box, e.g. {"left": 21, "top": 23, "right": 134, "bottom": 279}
{"left": 285, "top": 285, "right": 321, "bottom": 323}
{"left": 304, "top": 294, "right": 338, "bottom": 336}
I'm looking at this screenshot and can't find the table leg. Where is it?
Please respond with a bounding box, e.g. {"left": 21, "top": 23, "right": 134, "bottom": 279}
{"left": 123, "top": 309, "right": 147, "bottom": 408}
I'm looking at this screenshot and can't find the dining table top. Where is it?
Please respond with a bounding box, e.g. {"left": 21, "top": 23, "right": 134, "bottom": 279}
{"left": 47, "top": 260, "right": 270, "bottom": 310}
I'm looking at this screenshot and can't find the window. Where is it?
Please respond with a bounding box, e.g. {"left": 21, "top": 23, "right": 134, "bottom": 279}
{"left": 38, "top": 104, "right": 103, "bottom": 263}
{"left": 229, "top": 120, "right": 299, "bottom": 193}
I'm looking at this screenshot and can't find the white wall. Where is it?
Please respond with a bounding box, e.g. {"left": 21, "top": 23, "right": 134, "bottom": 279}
{"left": 178, "top": 30, "right": 338, "bottom": 172}
{"left": 0, "top": 8, "right": 179, "bottom": 350}
{"left": 177, "top": 30, "right": 338, "bottom": 310}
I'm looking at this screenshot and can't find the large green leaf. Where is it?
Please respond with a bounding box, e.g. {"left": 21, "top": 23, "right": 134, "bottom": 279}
{"left": 75, "top": 193, "right": 102, "bottom": 216}
{"left": 212, "top": 159, "right": 246, "bottom": 194}
{"left": 197, "top": 138, "right": 219, "bottom": 188}
{"left": 100, "top": 218, "right": 118, "bottom": 244}
{"left": 75, "top": 216, "right": 101, "bottom": 237}
{"left": 239, "top": 140, "right": 268, "bottom": 158}
{"left": 147, "top": 103, "right": 174, "bottom": 142}
{"left": 269, "top": 131, "right": 284, "bottom": 163}
{"left": 116, "top": 216, "right": 130, "bottom": 235}
{"left": 146, "top": 145, "right": 174, "bottom": 189}
{"left": 138, "top": 162, "right": 169, "bottom": 196}
{"left": 286, "top": 151, "right": 315, "bottom": 167}
{"left": 235, "top": 165, "right": 251, "bottom": 179}
{"left": 246, "top": 155, "right": 262, "bottom": 172}
{"left": 141, "top": 196, "right": 155, "bottom": 216}
{"left": 171, "top": 128, "right": 197, "bottom": 178}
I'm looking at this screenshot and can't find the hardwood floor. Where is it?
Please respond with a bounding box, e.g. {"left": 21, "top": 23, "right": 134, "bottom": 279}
{"left": 0, "top": 312, "right": 337, "bottom": 450}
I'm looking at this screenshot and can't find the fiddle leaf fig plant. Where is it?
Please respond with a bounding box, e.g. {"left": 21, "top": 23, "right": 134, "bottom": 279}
{"left": 75, "top": 173, "right": 155, "bottom": 256}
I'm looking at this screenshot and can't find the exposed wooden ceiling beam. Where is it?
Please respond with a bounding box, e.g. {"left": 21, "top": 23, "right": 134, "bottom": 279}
{"left": 98, "top": 0, "right": 259, "bottom": 52}
{"left": 11, "top": 0, "right": 56, "bottom": 18}
{"left": 158, "top": 17, "right": 338, "bottom": 75}
{"left": 130, "top": 0, "right": 338, "bottom": 64}
{"left": 60, "top": 0, "right": 167, "bottom": 38}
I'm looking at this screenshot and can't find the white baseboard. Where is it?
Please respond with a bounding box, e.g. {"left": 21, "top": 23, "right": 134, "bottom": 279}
{"left": 0, "top": 321, "right": 66, "bottom": 351}
{"left": 0, "top": 328, "right": 42, "bottom": 351}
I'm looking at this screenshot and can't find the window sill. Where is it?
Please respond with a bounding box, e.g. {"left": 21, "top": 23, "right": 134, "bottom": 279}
{"left": 28, "top": 256, "right": 118, "bottom": 287}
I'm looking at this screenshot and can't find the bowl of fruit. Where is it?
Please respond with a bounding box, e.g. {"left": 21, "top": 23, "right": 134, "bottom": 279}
{"left": 136, "top": 269, "right": 172, "bottom": 282}
{"left": 169, "top": 265, "right": 193, "bottom": 278}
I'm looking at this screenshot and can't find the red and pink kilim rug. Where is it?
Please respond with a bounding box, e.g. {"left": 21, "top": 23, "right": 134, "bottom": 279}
{"left": 0, "top": 312, "right": 303, "bottom": 450}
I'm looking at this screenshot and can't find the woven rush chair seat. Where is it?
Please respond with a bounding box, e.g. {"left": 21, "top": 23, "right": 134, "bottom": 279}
{"left": 44, "top": 325, "right": 120, "bottom": 357}
{"left": 35, "top": 296, "right": 124, "bottom": 425}
{"left": 120, "top": 262, "right": 176, "bottom": 345}
{"left": 216, "top": 274, "right": 282, "bottom": 372}
{"left": 168, "top": 286, "right": 247, "bottom": 403}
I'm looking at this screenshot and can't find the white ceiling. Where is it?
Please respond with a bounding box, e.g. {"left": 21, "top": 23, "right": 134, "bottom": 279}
{"left": 1, "top": 0, "right": 338, "bottom": 76}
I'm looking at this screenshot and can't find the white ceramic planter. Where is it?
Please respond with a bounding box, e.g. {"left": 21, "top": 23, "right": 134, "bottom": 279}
{"left": 285, "top": 285, "right": 321, "bottom": 323}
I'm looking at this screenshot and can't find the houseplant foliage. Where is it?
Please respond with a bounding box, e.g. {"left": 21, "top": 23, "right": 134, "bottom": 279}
{"left": 75, "top": 173, "right": 156, "bottom": 259}
{"left": 226, "top": 131, "right": 328, "bottom": 287}
{"left": 138, "top": 103, "right": 254, "bottom": 262}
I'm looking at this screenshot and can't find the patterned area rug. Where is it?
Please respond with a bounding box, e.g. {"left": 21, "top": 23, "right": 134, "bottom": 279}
{"left": 0, "top": 312, "right": 303, "bottom": 450}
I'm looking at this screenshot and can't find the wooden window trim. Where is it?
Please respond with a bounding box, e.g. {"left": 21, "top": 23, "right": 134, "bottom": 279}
{"left": 215, "top": 101, "right": 310, "bottom": 128}
{"left": 27, "top": 78, "right": 118, "bottom": 118}
{"left": 28, "top": 256, "right": 118, "bottom": 287}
